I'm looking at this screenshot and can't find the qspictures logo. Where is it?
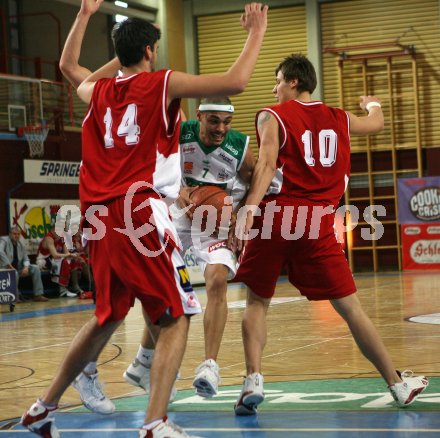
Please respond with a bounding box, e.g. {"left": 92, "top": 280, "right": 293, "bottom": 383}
{"left": 55, "top": 181, "right": 388, "bottom": 259}
{"left": 409, "top": 186, "right": 440, "bottom": 221}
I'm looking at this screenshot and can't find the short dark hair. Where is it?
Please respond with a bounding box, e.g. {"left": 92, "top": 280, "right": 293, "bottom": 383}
{"left": 199, "top": 96, "right": 232, "bottom": 106}
{"left": 275, "top": 54, "right": 317, "bottom": 94}
{"left": 111, "top": 18, "right": 161, "bottom": 67}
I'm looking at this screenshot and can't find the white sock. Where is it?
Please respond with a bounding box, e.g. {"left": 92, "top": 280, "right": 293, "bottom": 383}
{"left": 38, "top": 398, "right": 57, "bottom": 410}
{"left": 137, "top": 346, "right": 154, "bottom": 367}
{"left": 83, "top": 361, "right": 97, "bottom": 375}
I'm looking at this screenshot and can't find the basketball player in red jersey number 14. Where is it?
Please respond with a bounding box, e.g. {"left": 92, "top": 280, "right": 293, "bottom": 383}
{"left": 58, "top": 0, "right": 255, "bottom": 412}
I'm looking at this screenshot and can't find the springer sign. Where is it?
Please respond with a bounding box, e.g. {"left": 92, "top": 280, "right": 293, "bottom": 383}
{"left": 24, "top": 159, "right": 80, "bottom": 184}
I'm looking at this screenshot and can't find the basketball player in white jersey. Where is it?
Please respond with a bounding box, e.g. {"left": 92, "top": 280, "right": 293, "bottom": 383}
{"left": 124, "top": 97, "right": 255, "bottom": 398}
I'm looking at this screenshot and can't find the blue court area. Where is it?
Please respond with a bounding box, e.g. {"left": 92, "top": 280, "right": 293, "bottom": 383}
{"left": 2, "top": 376, "right": 440, "bottom": 437}
{"left": 2, "top": 410, "right": 440, "bottom": 437}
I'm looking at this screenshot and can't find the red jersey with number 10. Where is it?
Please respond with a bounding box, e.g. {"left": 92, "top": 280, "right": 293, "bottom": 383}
{"left": 80, "top": 69, "right": 181, "bottom": 212}
{"left": 257, "top": 100, "right": 350, "bottom": 206}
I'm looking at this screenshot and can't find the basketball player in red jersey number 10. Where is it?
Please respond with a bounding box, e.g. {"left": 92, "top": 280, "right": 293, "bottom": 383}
{"left": 232, "top": 54, "right": 428, "bottom": 416}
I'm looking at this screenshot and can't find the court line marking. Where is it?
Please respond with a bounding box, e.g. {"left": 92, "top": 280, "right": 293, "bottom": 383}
{"left": 3, "top": 427, "right": 440, "bottom": 433}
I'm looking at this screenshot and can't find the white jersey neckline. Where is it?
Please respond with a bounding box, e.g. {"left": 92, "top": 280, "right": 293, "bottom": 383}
{"left": 293, "top": 99, "right": 323, "bottom": 106}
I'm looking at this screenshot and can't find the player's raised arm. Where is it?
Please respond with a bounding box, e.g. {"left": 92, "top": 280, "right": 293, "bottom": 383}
{"left": 77, "top": 57, "right": 121, "bottom": 103}
{"left": 348, "top": 95, "right": 384, "bottom": 135}
{"left": 60, "top": 0, "right": 104, "bottom": 88}
{"left": 168, "top": 3, "right": 268, "bottom": 102}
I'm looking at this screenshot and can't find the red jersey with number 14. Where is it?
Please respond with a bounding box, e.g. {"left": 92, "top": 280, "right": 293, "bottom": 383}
{"left": 80, "top": 69, "right": 181, "bottom": 212}
{"left": 257, "top": 100, "right": 350, "bottom": 206}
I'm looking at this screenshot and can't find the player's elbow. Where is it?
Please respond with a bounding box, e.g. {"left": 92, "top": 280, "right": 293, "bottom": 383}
{"left": 59, "top": 58, "right": 73, "bottom": 77}
{"left": 77, "top": 82, "right": 85, "bottom": 97}
{"left": 226, "top": 75, "right": 248, "bottom": 94}
{"left": 59, "top": 60, "right": 78, "bottom": 87}
{"left": 228, "top": 81, "right": 247, "bottom": 95}
{"left": 77, "top": 82, "right": 91, "bottom": 104}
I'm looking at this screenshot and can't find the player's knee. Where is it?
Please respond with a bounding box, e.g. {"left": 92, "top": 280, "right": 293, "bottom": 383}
{"left": 205, "top": 269, "right": 228, "bottom": 293}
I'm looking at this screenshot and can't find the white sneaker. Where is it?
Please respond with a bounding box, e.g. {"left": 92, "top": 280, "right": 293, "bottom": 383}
{"left": 192, "top": 359, "right": 220, "bottom": 398}
{"left": 234, "top": 372, "right": 265, "bottom": 416}
{"left": 59, "top": 286, "right": 77, "bottom": 298}
{"left": 72, "top": 371, "right": 115, "bottom": 414}
{"left": 389, "top": 370, "right": 429, "bottom": 407}
{"left": 139, "top": 416, "right": 203, "bottom": 437}
{"left": 124, "top": 358, "right": 151, "bottom": 391}
{"left": 124, "top": 359, "right": 179, "bottom": 403}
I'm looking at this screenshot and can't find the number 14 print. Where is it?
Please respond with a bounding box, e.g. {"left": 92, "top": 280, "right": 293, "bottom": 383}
{"left": 104, "top": 104, "right": 140, "bottom": 148}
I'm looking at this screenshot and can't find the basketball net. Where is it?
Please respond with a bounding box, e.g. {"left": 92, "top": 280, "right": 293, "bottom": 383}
{"left": 23, "top": 125, "right": 49, "bottom": 158}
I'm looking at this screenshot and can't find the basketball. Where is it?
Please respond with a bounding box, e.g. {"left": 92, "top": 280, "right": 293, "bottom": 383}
{"left": 189, "top": 185, "right": 230, "bottom": 232}
{"left": 190, "top": 185, "right": 228, "bottom": 210}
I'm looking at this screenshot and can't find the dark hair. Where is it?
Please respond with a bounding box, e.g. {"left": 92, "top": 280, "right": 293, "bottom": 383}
{"left": 111, "top": 18, "right": 161, "bottom": 67}
{"left": 199, "top": 96, "right": 232, "bottom": 106}
{"left": 275, "top": 54, "right": 317, "bottom": 94}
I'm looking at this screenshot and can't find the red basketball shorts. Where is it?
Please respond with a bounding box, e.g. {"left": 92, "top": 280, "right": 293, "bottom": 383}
{"left": 84, "top": 192, "right": 202, "bottom": 326}
{"left": 235, "top": 199, "right": 356, "bottom": 300}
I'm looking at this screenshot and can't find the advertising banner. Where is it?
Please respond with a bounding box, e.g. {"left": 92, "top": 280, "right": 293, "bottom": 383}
{"left": 397, "top": 176, "right": 440, "bottom": 224}
{"left": 0, "top": 269, "right": 17, "bottom": 304}
{"left": 9, "top": 199, "right": 80, "bottom": 255}
{"left": 401, "top": 224, "right": 440, "bottom": 270}
{"left": 182, "top": 249, "right": 205, "bottom": 285}
{"left": 397, "top": 177, "right": 440, "bottom": 270}
{"left": 23, "top": 159, "right": 80, "bottom": 184}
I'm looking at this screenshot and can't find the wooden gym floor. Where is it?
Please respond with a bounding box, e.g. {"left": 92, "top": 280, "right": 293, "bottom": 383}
{"left": 0, "top": 272, "right": 439, "bottom": 436}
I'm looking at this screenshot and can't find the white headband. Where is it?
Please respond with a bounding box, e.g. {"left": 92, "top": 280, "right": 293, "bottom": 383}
{"left": 198, "top": 104, "right": 234, "bottom": 113}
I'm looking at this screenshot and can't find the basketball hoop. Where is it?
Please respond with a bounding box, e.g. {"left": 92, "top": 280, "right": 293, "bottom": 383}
{"left": 23, "top": 124, "right": 49, "bottom": 158}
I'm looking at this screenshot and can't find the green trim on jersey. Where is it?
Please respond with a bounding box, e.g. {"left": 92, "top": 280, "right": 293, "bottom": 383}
{"left": 180, "top": 120, "right": 248, "bottom": 164}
